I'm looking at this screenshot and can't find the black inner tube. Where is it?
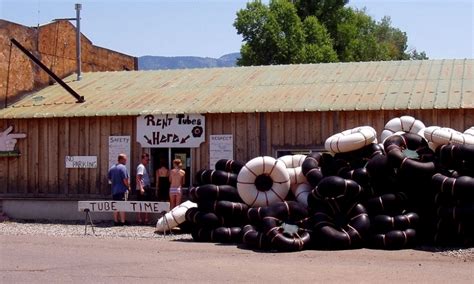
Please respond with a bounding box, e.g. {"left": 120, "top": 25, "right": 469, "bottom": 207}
{"left": 280, "top": 222, "right": 300, "bottom": 237}
{"left": 334, "top": 214, "right": 349, "bottom": 228}
{"left": 255, "top": 174, "right": 273, "bottom": 192}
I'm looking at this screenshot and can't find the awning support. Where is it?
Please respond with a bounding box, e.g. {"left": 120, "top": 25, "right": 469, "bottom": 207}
{"left": 10, "top": 38, "right": 85, "bottom": 103}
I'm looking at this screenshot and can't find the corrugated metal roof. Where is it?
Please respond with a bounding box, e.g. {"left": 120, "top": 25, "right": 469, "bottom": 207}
{"left": 0, "top": 59, "right": 472, "bottom": 119}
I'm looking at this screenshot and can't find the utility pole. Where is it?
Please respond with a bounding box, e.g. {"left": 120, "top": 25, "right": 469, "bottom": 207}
{"left": 75, "top": 3, "right": 82, "bottom": 81}
{"left": 53, "top": 3, "right": 82, "bottom": 81}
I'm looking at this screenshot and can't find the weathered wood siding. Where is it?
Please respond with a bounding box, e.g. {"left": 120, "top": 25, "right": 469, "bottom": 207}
{"left": 1, "top": 109, "right": 472, "bottom": 198}
{"left": 0, "top": 117, "right": 140, "bottom": 198}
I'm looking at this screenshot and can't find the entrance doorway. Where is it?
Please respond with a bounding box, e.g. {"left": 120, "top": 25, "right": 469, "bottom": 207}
{"left": 150, "top": 148, "right": 191, "bottom": 198}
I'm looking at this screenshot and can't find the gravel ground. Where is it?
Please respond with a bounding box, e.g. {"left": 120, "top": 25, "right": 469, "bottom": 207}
{"left": 0, "top": 219, "right": 191, "bottom": 241}
{"left": 0, "top": 220, "right": 472, "bottom": 261}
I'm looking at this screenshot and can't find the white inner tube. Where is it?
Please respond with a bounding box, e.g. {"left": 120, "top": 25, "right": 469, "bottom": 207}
{"left": 464, "top": 127, "right": 474, "bottom": 137}
{"left": 156, "top": 200, "right": 197, "bottom": 232}
{"left": 293, "top": 183, "right": 312, "bottom": 208}
{"left": 381, "top": 116, "right": 426, "bottom": 142}
{"left": 277, "top": 154, "right": 307, "bottom": 168}
{"left": 424, "top": 126, "right": 474, "bottom": 146}
{"left": 288, "top": 166, "right": 307, "bottom": 189}
{"left": 325, "top": 126, "right": 377, "bottom": 153}
{"left": 237, "top": 156, "right": 290, "bottom": 207}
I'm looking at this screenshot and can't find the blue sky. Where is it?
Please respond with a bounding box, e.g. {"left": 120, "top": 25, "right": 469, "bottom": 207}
{"left": 1, "top": 0, "right": 472, "bottom": 59}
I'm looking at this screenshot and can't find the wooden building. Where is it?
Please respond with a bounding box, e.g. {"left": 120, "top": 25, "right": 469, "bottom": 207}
{"left": 0, "top": 59, "right": 472, "bottom": 203}
{"left": 0, "top": 19, "right": 137, "bottom": 109}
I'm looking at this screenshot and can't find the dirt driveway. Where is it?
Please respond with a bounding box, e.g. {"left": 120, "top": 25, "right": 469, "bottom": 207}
{"left": 1, "top": 233, "right": 473, "bottom": 283}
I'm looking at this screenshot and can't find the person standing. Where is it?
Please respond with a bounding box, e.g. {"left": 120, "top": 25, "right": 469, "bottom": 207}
{"left": 155, "top": 158, "right": 170, "bottom": 201}
{"left": 108, "top": 153, "right": 130, "bottom": 226}
{"left": 169, "top": 158, "right": 185, "bottom": 209}
{"left": 136, "top": 153, "right": 152, "bottom": 224}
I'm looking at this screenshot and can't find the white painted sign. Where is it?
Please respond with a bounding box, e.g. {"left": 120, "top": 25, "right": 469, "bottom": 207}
{"left": 78, "top": 201, "right": 170, "bottom": 213}
{"left": 137, "top": 114, "right": 205, "bottom": 148}
{"left": 108, "top": 136, "right": 131, "bottom": 173}
{"left": 209, "top": 134, "right": 233, "bottom": 169}
{"left": 65, "top": 156, "right": 97, "bottom": 168}
{"left": 0, "top": 126, "right": 26, "bottom": 152}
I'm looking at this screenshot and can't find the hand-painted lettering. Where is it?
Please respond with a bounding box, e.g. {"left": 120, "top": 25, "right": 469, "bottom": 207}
{"left": 144, "top": 203, "right": 153, "bottom": 212}
{"left": 145, "top": 114, "right": 173, "bottom": 129}
{"left": 177, "top": 114, "right": 201, "bottom": 125}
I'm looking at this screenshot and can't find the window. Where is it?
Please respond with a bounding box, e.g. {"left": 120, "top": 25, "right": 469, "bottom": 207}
{"left": 274, "top": 146, "right": 326, "bottom": 158}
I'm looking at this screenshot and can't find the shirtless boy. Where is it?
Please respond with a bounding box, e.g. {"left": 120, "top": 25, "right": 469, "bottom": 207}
{"left": 169, "top": 158, "right": 185, "bottom": 209}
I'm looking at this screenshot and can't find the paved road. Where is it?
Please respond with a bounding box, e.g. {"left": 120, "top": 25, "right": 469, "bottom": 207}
{"left": 1, "top": 234, "right": 473, "bottom": 283}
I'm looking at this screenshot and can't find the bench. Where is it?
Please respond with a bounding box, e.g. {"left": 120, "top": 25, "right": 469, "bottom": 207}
{"left": 78, "top": 200, "right": 170, "bottom": 235}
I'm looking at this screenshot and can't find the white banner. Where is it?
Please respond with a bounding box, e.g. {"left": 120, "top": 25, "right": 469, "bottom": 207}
{"left": 108, "top": 136, "right": 131, "bottom": 172}
{"left": 78, "top": 201, "right": 170, "bottom": 213}
{"left": 136, "top": 114, "right": 205, "bottom": 148}
{"left": 209, "top": 134, "right": 233, "bottom": 169}
{"left": 65, "top": 156, "right": 97, "bottom": 168}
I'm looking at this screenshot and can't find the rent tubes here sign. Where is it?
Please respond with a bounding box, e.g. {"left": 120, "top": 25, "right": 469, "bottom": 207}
{"left": 136, "top": 114, "right": 205, "bottom": 148}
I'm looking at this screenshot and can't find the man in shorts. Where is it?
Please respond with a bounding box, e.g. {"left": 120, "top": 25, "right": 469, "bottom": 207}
{"left": 136, "top": 153, "right": 152, "bottom": 224}
{"left": 108, "top": 153, "right": 130, "bottom": 226}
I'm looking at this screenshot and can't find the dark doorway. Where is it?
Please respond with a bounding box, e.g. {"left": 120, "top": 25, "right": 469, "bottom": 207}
{"left": 150, "top": 147, "right": 191, "bottom": 188}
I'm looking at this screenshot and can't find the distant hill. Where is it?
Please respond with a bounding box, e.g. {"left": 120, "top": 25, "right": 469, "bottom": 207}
{"left": 138, "top": 53, "right": 240, "bottom": 70}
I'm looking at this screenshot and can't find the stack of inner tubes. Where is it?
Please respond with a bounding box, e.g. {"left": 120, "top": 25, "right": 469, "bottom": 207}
{"left": 306, "top": 176, "right": 370, "bottom": 250}
{"left": 186, "top": 200, "right": 248, "bottom": 243}
{"left": 243, "top": 201, "right": 311, "bottom": 251}
{"left": 237, "top": 156, "right": 290, "bottom": 207}
{"left": 215, "top": 159, "right": 244, "bottom": 174}
{"left": 301, "top": 152, "right": 325, "bottom": 188}
{"left": 382, "top": 132, "right": 436, "bottom": 241}
{"left": 184, "top": 118, "right": 474, "bottom": 251}
{"left": 188, "top": 159, "right": 248, "bottom": 243}
{"left": 278, "top": 154, "right": 308, "bottom": 201}
{"left": 365, "top": 193, "right": 419, "bottom": 249}
{"left": 431, "top": 144, "right": 474, "bottom": 246}
{"left": 156, "top": 200, "right": 197, "bottom": 233}
{"left": 380, "top": 116, "right": 426, "bottom": 142}
{"left": 195, "top": 169, "right": 238, "bottom": 187}
{"left": 194, "top": 159, "right": 244, "bottom": 188}
{"left": 331, "top": 143, "right": 384, "bottom": 200}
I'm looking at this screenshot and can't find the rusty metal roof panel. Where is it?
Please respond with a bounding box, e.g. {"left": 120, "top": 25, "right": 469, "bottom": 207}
{"left": 0, "top": 59, "right": 472, "bottom": 119}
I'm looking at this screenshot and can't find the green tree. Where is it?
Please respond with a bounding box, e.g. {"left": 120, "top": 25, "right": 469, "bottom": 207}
{"left": 374, "top": 16, "right": 409, "bottom": 60}
{"left": 408, "top": 49, "right": 429, "bottom": 60}
{"left": 294, "top": 0, "right": 348, "bottom": 37}
{"left": 301, "top": 16, "right": 338, "bottom": 62}
{"left": 234, "top": 0, "right": 427, "bottom": 65}
{"left": 234, "top": 0, "right": 337, "bottom": 65}
{"left": 335, "top": 7, "right": 381, "bottom": 61}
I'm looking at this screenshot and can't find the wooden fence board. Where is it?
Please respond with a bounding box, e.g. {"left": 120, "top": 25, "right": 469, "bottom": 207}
{"left": 0, "top": 120, "right": 8, "bottom": 193}
{"left": 58, "top": 118, "right": 69, "bottom": 195}
{"left": 37, "top": 119, "right": 49, "bottom": 194}
{"left": 17, "top": 119, "right": 28, "bottom": 194}
{"left": 27, "top": 119, "right": 39, "bottom": 194}
{"left": 68, "top": 118, "right": 79, "bottom": 194}
{"left": 88, "top": 117, "right": 100, "bottom": 195}
{"left": 99, "top": 117, "right": 111, "bottom": 196}
{"left": 47, "top": 118, "right": 59, "bottom": 194}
